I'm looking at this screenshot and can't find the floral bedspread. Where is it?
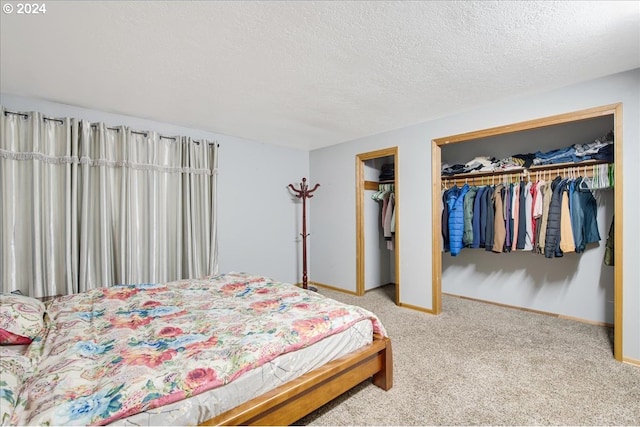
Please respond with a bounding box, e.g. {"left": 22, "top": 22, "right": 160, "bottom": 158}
{"left": 10, "top": 273, "right": 385, "bottom": 426}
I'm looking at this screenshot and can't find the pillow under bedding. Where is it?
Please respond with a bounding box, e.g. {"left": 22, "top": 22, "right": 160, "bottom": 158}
{"left": 0, "top": 294, "right": 46, "bottom": 345}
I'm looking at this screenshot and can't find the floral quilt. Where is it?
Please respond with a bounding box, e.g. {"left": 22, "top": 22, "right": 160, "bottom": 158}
{"left": 10, "top": 273, "right": 386, "bottom": 426}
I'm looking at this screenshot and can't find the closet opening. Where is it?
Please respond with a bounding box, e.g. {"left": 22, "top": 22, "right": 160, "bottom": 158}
{"left": 431, "top": 104, "right": 623, "bottom": 361}
{"left": 356, "top": 147, "right": 399, "bottom": 304}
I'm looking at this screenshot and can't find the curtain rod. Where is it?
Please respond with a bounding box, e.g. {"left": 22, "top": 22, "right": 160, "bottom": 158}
{"left": 4, "top": 109, "right": 64, "bottom": 124}
{"left": 90, "top": 125, "right": 218, "bottom": 146}
{"left": 4, "top": 109, "right": 219, "bottom": 146}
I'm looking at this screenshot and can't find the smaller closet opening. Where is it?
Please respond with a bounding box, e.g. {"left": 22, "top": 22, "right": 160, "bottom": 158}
{"left": 356, "top": 147, "right": 399, "bottom": 304}
{"left": 365, "top": 157, "right": 396, "bottom": 292}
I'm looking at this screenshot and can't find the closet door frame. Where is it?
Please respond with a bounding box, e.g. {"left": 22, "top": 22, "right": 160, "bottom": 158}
{"left": 356, "top": 147, "right": 399, "bottom": 302}
{"left": 431, "top": 103, "right": 623, "bottom": 361}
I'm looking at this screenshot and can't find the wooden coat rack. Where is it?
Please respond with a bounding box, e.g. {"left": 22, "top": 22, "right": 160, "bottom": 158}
{"left": 288, "top": 177, "right": 320, "bottom": 291}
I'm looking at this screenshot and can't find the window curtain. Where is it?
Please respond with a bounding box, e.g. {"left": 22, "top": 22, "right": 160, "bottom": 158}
{"left": 1, "top": 106, "right": 218, "bottom": 297}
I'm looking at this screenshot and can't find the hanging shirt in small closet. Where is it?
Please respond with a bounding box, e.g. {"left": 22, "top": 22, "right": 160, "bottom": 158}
{"left": 382, "top": 191, "right": 395, "bottom": 251}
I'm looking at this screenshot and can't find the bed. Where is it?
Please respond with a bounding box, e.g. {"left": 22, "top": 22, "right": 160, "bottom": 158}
{"left": 0, "top": 272, "right": 392, "bottom": 426}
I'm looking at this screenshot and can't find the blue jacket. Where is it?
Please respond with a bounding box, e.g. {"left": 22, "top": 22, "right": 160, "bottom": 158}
{"left": 572, "top": 178, "right": 601, "bottom": 252}
{"left": 446, "top": 184, "right": 470, "bottom": 256}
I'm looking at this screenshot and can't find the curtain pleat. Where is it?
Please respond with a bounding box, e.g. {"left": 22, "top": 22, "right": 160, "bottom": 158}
{"left": 1, "top": 107, "right": 218, "bottom": 296}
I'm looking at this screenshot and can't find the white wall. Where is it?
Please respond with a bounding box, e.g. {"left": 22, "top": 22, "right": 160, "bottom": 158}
{"left": 309, "top": 69, "right": 640, "bottom": 361}
{"left": 0, "top": 93, "right": 309, "bottom": 285}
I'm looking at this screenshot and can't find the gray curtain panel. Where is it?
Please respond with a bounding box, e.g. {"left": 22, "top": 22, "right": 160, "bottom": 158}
{"left": 1, "top": 108, "right": 77, "bottom": 297}
{"left": 1, "top": 107, "right": 218, "bottom": 297}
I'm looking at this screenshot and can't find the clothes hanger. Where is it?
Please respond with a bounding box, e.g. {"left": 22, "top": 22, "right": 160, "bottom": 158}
{"left": 600, "top": 164, "right": 609, "bottom": 189}
{"left": 579, "top": 174, "right": 592, "bottom": 190}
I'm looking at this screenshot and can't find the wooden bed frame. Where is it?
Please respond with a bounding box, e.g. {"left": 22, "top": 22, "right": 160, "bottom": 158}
{"left": 200, "top": 333, "right": 393, "bottom": 426}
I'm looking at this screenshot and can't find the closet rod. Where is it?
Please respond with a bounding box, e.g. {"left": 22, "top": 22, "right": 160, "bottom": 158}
{"left": 442, "top": 161, "right": 613, "bottom": 188}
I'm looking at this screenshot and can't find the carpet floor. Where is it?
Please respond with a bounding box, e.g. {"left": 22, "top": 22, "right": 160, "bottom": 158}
{"left": 297, "top": 285, "right": 640, "bottom": 426}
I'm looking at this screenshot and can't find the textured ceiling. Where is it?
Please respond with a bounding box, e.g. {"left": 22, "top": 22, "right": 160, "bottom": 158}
{"left": 1, "top": 1, "right": 639, "bottom": 150}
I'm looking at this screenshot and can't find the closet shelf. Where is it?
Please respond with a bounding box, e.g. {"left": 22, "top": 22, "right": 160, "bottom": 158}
{"left": 441, "top": 159, "right": 611, "bottom": 186}
{"left": 364, "top": 180, "right": 394, "bottom": 191}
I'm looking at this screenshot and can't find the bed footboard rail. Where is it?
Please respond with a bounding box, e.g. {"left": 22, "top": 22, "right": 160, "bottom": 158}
{"left": 201, "top": 334, "right": 392, "bottom": 426}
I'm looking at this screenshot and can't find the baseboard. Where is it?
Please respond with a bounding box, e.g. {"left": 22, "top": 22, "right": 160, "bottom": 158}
{"left": 307, "top": 281, "right": 358, "bottom": 296}
{"left": 364, "top": 282, "right": 395, "bottom": 293}
{"left": 623, "top": 357, "right": 640, "bottom": 367}
{"left": 312, "top": 281, "right": 436, "bottom": 314}
{"left": 443, "top": 292, "right": 614, "bottom": 328}
{"left": 397, "top": 301, "right": 436, "bottom": 315}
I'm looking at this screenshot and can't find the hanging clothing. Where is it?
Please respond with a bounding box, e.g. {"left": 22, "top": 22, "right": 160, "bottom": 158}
{"left": 544, "top": 177, "right": 565, "bottom": 258}
{"left": 573, "top": 181, "right": 601, "bottom": 252}
{"left": 559, "top": 187, "right": 576, "bottom": 253}
{"left": 504, "top": 185, "right": 512, "bottom": 252}
{"left": 483, "top": 186, "right": 495, "bottom": 251}
{"left": 537, "top": 181, "right": 553, "bottom": 253}
{"left": 517, "top": 180, "right": 527, "bottom": 250}
{"left": 531, "top": 180, "right": 544, "bottom": 249}
{"left": 447, "top": 184, "right": 470, "bottom": 256}
{"left": 471, "top": 186, "right": 486, "bottom": 248}
{"left": 604, "top": 217, "right": 614, "bottom": 266}
{"left": 440, "top": 169, "right": 604, "bottom": 259}
{"left": 382, "top": 192, "right": 395, "bottom": 251}
{"left": 522, "top": 182, "right": 533, "bottom": 250}
{"left": 390, "top": 193, "right": 396, "bottom": 237}
{"left": 492, "top": 184, "right": 506, "bottom": 253}
{"left": 442, "top": 189, "right": 450, "bottom": 252}
{"left": 463, "top": 187, "right": 478, "bottom": 247}
{"left": 511, "top": 183, "right": 520, "bottom": 252}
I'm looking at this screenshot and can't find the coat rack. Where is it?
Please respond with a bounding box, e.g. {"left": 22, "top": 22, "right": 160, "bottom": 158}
{"left": 288, "top": 177, "right": 320, "bottom": 291}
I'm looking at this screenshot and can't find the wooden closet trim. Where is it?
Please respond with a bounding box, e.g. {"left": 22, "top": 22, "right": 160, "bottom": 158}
{"left": 431, "top": 103, "right": 623, "bottom": 361}
{"left": 356, "top": 147, "right": 399, "bottom": 301}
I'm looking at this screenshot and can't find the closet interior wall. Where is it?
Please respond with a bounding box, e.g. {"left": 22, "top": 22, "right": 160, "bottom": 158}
{"left": 440, "top": 115, "right": 615, "bottom": 325}
{"left": 364, "top": 156, "right": 396, "bottom": 291}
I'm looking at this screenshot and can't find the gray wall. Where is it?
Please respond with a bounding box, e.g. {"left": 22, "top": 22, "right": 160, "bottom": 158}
{"left": 0, "top": 93, "right": 309, "bottom": 285}
{"left": 309, "top": 69, "right": 640, "bottom": 361}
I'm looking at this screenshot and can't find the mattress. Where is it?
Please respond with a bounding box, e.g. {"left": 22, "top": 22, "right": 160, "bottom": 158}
{"left": 10, "top": 273, "right": 386, "bottom": 425}
{"left": 114, "top": 318, "right": 373, "bottom": 426}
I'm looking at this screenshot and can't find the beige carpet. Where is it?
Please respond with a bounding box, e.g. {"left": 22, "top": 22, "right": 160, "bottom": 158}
{"left": 297, "top": 285, "right": 640, "bottom": 426}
